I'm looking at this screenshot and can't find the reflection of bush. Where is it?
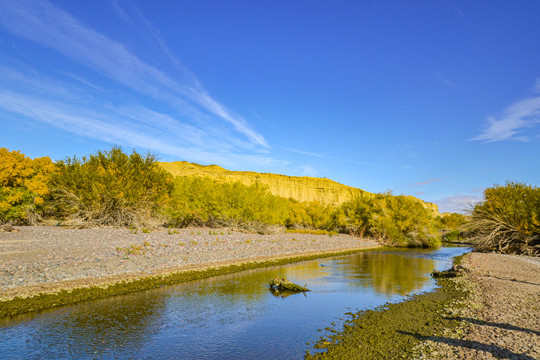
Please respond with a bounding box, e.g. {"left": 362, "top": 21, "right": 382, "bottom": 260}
{"left": 47, "top": 291, "right": 166, "bottom": 356}
{"left": 349, "top": 252, "right": 435, "bottom": 296}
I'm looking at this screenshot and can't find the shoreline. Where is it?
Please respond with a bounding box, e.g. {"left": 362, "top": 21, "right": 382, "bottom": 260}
{"left": 0, "top": 226, "right": 381, "bottom": 317}
{"left": 308, "top": 252, "right": 540, "bottom": 359}
{"left": 416, "top": 252, "right": 540, "bottom": 359}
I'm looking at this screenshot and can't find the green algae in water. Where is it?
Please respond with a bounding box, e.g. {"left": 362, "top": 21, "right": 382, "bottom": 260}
{"left": 305, "top": 255, "right": 472, "bottom": 359}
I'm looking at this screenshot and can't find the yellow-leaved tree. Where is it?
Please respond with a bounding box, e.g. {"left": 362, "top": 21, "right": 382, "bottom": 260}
{"left": 0, "top": 148, "right": 55, "bottom": 224}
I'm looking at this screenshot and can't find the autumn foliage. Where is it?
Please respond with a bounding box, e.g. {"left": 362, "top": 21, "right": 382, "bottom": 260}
{"left": 0, "top": 148, "right": 55, "bottom": 224}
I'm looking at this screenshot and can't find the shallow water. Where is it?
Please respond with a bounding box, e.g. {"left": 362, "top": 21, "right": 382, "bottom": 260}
{"left": 0, "top": 246, "right": 470, "bottom": 359}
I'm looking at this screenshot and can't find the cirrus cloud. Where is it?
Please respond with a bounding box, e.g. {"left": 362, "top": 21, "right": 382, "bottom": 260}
{"left": 471, "top": 94, "right": 540, "bottom": 143}
{"left": 0, "top": 0, "right": 269, "bottom": 157}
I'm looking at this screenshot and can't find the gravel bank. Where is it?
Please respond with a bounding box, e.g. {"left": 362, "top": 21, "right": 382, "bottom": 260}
{"left": 418, "top": 252, "right": 540, "bottom": 360}
{"left": 0, "top": 226, "right": 379, "bottom": 301}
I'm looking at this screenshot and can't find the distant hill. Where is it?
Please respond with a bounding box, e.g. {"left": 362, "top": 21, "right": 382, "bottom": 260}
{"left": 159, "top": 161, "right": 439, "bottom": 213}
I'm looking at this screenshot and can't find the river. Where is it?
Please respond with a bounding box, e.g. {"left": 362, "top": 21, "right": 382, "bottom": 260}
{"left": 0, "top": 246, "right": 470, "bottom": 359}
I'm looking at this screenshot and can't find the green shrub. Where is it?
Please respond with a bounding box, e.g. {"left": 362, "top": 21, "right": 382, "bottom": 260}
{"left": 166, "top": 176, "right": 289, "bottom": 233}
{"left": 332, "top": 196, "right": 373, "bottom": 237}
{"left": 439, "top": 212, "right": 467, "bottom": 230}
{"left": 443, "top": 229, "right": 463, "bottom": 242}
{"left": 469, "top": 181, "right": 539, "bottom": 255}
{"left": 0, "top": 148, "right": 55, "bottom": 224}
{"left": 49, "top": 147, "right": 173, "bottom": 228}
{"left": 286, "top": 201, "right": 334, "bottom": 230}
{"left": 370, "top": 194, "right": 440, "bottom": 247}
{"left": 336, "top": 193, "right": 440, "bottom": 247}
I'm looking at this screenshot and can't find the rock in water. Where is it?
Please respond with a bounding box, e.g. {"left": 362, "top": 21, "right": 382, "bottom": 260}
{"left": 269, "top": 276, "right": 310, "bottom": 292}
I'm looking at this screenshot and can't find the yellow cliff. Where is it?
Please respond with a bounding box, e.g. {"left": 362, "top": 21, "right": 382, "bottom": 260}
{"left": 159, "top": 161, "right": 439, "bottom": 213}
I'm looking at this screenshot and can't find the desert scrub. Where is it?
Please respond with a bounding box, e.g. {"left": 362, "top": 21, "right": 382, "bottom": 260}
{"left": 49, "top": 147, "right": 173, "bottom": 228}
{"left": 286, "top": 201, "right": 334, "bottom": 230}
{"left": 468, "top": 181, "right": 539, "bottom": 255}
{"left": 165, "top": 176, "right": 290, "bottom": 232}
{"left": 333, "top": 193, "right": 441, "bottom": 248}
{"left": 443, "top": 229, "right": 464, "bottom": 242}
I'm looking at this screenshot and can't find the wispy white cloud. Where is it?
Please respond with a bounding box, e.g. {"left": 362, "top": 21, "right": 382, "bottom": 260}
{"left": 0, "top": 88, "right": 282, "bottom": 168}
{"left": 471, "top": 95, "right": 540, "bottom": 142}
{"left": 249, "top": 110, "right": 275, "bottom": 128}
{"left": 411, "top": 178, "right": 442, "bottom": 186}
{"left": 400, "top": 144, "right": 418, "bottom": 159}
{"left": 55, "top": 70, "right": 104, "bottom": 92}
{"left": 436, "top": 71, "right": 455, "bottom": 87}
{"left": 0, "top": 0, "right": 268, "bottom": 148}
{"left": 281, "top": 147, "right": 328, "bottom": 158}
{"left": 109, "top": 0, "right": 130, "bottom": 22}
{"left": 436, "top": 194, "right": 482, "bottom": 214}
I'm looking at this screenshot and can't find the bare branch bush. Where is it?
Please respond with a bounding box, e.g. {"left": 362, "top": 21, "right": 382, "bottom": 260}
{"left": 467, "top": 182, "right": 539, "bottom": 256}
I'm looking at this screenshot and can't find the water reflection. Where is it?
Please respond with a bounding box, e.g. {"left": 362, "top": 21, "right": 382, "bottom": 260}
{"left": 0, "top": 290, "right": 167, "bottom": 359}
{"left": 0, "top": 247, "right": 470, "bottom": 360}
{"left": 350, "top": 252, "right": 436, "bottom": 295}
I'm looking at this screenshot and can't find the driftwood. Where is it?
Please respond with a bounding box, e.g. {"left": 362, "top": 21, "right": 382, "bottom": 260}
{"left": 269, "top": 276, "right": 310, "bottom": 294}
{"left": 431, "top": 264, "right": 470, "bottom": 278}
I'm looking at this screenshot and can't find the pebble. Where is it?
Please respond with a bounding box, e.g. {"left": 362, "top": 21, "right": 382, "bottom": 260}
{"left": 0, "top": 225, "right": 378, "bottom": 293}
{"left": 414, "top": 252, "right": 540, "bottom": 359}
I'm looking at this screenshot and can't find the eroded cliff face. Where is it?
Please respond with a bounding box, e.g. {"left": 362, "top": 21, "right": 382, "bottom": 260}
{"left": 159, "top": 161, "right": 439, "bottom": 213}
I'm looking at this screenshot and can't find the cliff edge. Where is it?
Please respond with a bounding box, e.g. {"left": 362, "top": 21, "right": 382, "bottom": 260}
{"left": 158, "top": 161, "right": 439, "bottom": 213}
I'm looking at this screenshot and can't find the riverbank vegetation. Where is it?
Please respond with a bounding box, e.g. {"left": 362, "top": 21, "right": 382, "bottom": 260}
{"left": 468, "top": 181, "right": 539, "bottom": 256}
{"left": 1, "top": 147, "right": 528, "bottom": 250}
{"left": 3, "top": 147, "right": 538, "bottom": 252}
{"left": 48, "top": 147, "right": 173, "bottom": 228}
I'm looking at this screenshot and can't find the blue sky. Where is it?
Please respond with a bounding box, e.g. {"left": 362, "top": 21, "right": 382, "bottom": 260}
{"left": 0, "top": 0, "right": 539, "bottom": 213}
